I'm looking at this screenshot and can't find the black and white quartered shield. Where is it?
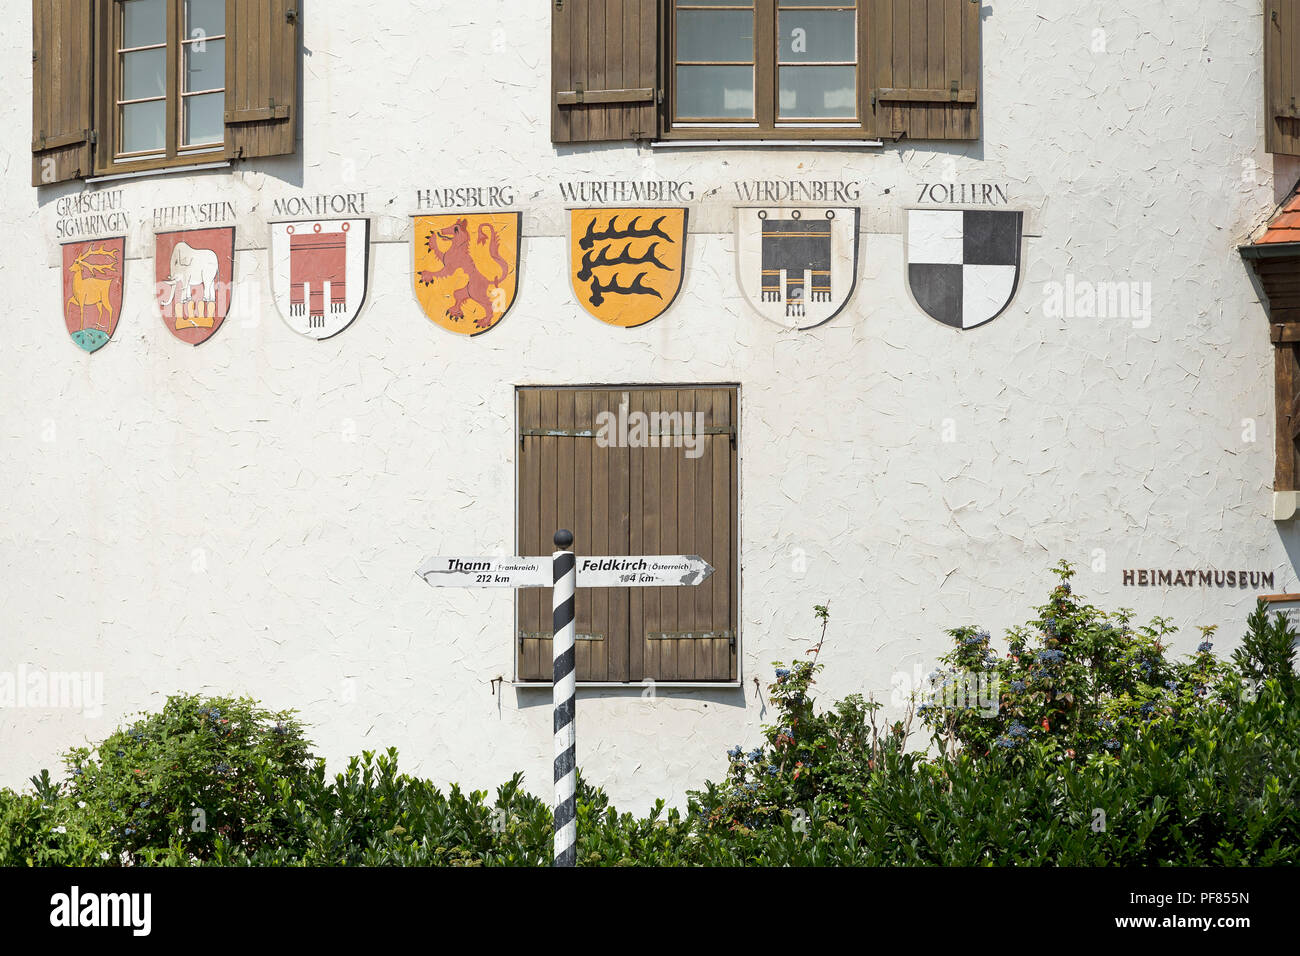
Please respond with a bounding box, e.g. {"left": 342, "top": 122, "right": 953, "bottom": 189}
{"left": 906, "top": 209, "right": 1023, "bottom": 330}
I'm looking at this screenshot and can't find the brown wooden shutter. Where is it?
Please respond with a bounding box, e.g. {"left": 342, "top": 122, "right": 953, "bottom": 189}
{"left": 31, "top": 0, "right": 95, "bottom": 186}
{"left": 865, "top": 0, "right": 980, "bottom": 141}
{"left": 1266, "top": 0, "right": 1300, "bottom": 155}
{"left": 517, "top": 387, "right": 738, "bottom": 683}
{"left": 552, "top": 0, "right": 658, "bottom": 144}
{"left": 1273, "top": 330, "right": 1300, "bottom": 490}
{"left": 224, "top": 0, "right": 298, "bottom": 159}
{"left": 630, "top": 388, "right": 737, "bottom": 683}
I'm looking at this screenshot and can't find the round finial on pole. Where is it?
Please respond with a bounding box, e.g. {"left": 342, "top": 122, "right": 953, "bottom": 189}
{"left": 554, "top": 529, "right": 574, "bottom": 550}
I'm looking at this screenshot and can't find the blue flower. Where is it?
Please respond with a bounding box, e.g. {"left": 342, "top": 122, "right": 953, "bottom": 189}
{"left": 1197, "top": 641, "right": 1213, "bottom": 654}
{"left": 779, "top": 727, "right": 792, "bottom": 737}
{"left": 727, "top": 745, "right": 743, "bottom": 760}
{"left": 1165, "top": 680, "right": 1178, "bottom": 691}
{"left": 766, "top": 765, "right": 779, "bottom": 776}
{"left": 124, "top": 828, "right": 135, "bottom": 836}
{"left": 774, "top": 667, "right": 790, "bottom": 679}
{"left": 139, "top": 799, "right": 150, "bottom": 808}
{"left": 747, "top": 749, "right": 763, "bottom": 763}
{"left": 1036, "top": 649, "right": 1065, "bottom": 663}
{"left": 1007, "top": 721, "right": 1030, "bottom": 738}
{"left": 1010, "top": 680, "right": 1027, "bottom": 692}
{"left": 993, "top": 737, "right": 1015, "bottom": 748}
{"left": 1104, "top": 740, "right": 1120, "bottom": 750}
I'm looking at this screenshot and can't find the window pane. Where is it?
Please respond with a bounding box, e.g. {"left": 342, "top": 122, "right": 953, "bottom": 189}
{"left": 183, "top": 92, "right": 225, "bottom": 146}
{"left": 184, "top": 0, "right": 225, "bottom": 39}
{"left": 122, "top": 0, "right": 165, "bottom": 47}
{"left": 676, "top": 65, "right": 754, "bottom": 118}
{"left": 184, "top": 37, "right": 225, "bottom": 91}
{"left": 121, "top": 100, "right": 165, "bottom": 153}
{"left": 677, "top": 10, "right": 754, "bottom": 62}
{"left": 121, "top": 48, "right": 166, "bottom": 100}
{"left": 779, "top": 11, "right": 856, "bottom": 63}
{"left": 778, "top": 65, "right": 856, "bottom": 118}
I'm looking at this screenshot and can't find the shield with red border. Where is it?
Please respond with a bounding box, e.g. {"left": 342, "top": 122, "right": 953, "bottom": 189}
{"left": 154, "top": 227, "right": 236, "bottom": 346}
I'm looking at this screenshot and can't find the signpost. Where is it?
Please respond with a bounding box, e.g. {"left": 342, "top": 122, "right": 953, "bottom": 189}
{"left": 416, "top": 529, "right": 714, "bottom": 866}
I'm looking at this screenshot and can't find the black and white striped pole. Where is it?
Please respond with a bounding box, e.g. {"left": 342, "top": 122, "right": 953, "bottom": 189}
{"left": 416, "top": 530, "right": 714, "bottom": 868}
{"left": 551, "top": 529, "right": 578, "bottom": 867}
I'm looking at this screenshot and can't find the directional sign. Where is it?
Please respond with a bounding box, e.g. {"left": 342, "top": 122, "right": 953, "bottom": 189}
{"left": 413, "top": 531, "right": 712, "bottom": 867}
{"left": 573, "top": 555, "right": 713, "bottom": 588}
{"left": 416, "top": 554, "right": 714, "bottom": 589}
{"left": 415, "top": 556, "right": 550, "bottom": 588}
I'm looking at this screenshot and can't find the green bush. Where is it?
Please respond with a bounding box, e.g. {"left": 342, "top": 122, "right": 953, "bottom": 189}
{"left": 62, "top": 694, "right": 312, "bottom": 863}
{"left": 920, "top": 561, "right": 1232, "bottom": 763}
{"left": 1, "top": 569, "right": 1297, "bottom": 866}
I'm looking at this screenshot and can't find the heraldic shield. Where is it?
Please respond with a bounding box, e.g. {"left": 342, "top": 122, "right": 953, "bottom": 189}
{"left": 61, "top": 237, "right": 125, "bottom": 353}
{"left": 736, "top": 207, "right": 860, "bottom": 330}
{"left": 413, "top": 212, "right": 521, "bottom": 335}
{"left": 907, "top": 209, "right": 1024, "bottom": 330}
{"left": 270, "top": 219, "right": 370, "bottom": 340}
{"left": 568, "top": 208, "right": 687, "bottom": 327}
{"left": 154, "top": 227, "right": 236, "bottom": 346}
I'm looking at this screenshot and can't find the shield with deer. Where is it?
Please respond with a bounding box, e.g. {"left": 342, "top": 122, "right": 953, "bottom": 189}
{"left": 154, "top": 227, "right": 236, "bottom": 346}
{"left": 270, "top": 219, "right": 370, "bottom": 340}
{"left": 568, "top": 208, "right": 688, "bottom": 327}
{"left": 413, "top": 212, "right": 521, "bottom": 335}
{"left": 736, "top": 207, "right": 860, "bottom": 330}
{"left": 61, "top": 238, "right": 125, "bottom": 353}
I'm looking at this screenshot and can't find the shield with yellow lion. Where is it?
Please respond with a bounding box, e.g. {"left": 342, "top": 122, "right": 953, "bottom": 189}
{"left": 413, "top": 212, "right": 521, "bottom": 335}
{"left": 568, "top": 208, "right": 688, "bottom": 327}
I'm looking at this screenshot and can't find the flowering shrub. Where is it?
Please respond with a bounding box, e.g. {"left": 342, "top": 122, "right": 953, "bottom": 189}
{"left": 62, "top": 694, "right": 313, "bottom": 863}
{"left": 920, "top": 561, "right": 1235, "bottom": 764}
{"left": 689, "top": 605, "right": 912, "bottom": 830}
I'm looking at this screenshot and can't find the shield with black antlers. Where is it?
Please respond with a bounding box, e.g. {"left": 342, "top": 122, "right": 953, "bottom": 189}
{"left": 568, "top": 208, "right": 688, "bottom": 327}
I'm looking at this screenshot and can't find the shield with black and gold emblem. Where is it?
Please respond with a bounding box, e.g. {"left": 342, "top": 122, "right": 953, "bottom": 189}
{"left": 568, "top": 208, "right": 687, "bottom": 327}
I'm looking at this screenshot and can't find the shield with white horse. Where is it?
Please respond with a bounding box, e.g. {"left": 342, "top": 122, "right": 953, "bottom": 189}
{"left": 154, "top": 227, "right": 236, "bottom": 346}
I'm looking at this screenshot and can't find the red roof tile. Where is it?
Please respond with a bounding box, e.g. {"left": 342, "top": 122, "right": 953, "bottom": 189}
{"left": 1257, "top": 186, "right": 1300, "bottom": 244}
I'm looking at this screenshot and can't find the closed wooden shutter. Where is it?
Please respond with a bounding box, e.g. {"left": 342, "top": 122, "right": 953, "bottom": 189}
{"left": 865, "top": 0, "right": 979, "bottom": 141}
{"left": 1267, "top": 0, "right": 1300, "bottom": 155}
{"left": 517, "top": 387, "right": 738, "bottom": 683}
{"left": 224, "top": 0, "right": 298, "bottom": 159}
{"left": 552, "top": 0, "right": 658, "bottom": 144}
{"left": 1272, "top": 331, "right": 1300, "bottom": 490}
{"left": 31, "top": 0, "right": 95, "bottom": 186}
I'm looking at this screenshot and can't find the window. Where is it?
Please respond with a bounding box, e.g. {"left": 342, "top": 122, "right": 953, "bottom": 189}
{"left": 672, "top": 1, "right": 860, "bottom": 130}
{"left": 31, "top": 0, "right": 299, "bottom": 186}
{"left": 1266, "top": 0, "right": 1300, "bottom": 155}
{"left": 516, "top": 386, "right": 739, "bottom": 683}
{"left": 551, "top": 0, "right": 980, "bottom": 145}
{"left": 114, "top": 0, "right": 226, "bottom": 162}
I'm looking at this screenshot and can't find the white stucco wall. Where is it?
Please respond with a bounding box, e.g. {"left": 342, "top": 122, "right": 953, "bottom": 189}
{"left": 3, "top": 1, "right": 1298, "bottom": 812}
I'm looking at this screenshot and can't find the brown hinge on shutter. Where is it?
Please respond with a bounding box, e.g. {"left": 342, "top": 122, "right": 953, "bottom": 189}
{"left": 225, "top": 101, "right": 292, "bottom": 124}
{"left": 556, "top": 85, "right": 655, "bottom": 107}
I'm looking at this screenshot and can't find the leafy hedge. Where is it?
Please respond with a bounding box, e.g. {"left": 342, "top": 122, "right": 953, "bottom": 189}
{"left": 3, "top": 566, "right": 1297, "bottom": 866}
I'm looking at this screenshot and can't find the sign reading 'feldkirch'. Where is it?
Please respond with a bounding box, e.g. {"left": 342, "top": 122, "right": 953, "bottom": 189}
{"left": 1123, "top": 569, "right": 1276, "bottom": 588}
